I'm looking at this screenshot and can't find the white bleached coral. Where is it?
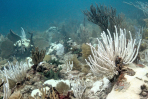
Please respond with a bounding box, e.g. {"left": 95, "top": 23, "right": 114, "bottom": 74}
{"left": 47, "top": 43, "right": 64, "bottom": 56}
{"left": 2, "top": 69, "right": 11, "bottom": 99}
{"left": 90, "top": 77, "right": 110, "bottom": 94}
{"left": 85, "top": 26, "right": 141, "bottom": 77}
{"left": 0, "top": 60, "right": 30, "bottom": 82}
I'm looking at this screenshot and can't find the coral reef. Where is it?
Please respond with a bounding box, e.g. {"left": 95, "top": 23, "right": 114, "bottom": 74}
{"left": 1, "top": 7, "right": 148, "bottom": 98}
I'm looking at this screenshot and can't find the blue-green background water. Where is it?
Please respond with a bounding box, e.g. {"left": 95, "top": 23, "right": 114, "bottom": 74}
{"left": 0, "top": 0, "right": 147, "bottom": 35}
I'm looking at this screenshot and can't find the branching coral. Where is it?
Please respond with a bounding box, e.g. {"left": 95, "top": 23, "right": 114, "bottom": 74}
{"left": 71, "top": 77, "right": 86, "bottom": 99}
{"left": 31, "top": 47, "right": 46, "bottom": 71}
{"left": 31, "top": 47, "right": 46, "bottom": 65}
{"left": 83, "top": 4, "right": 123, "bottom": 34}
{"left": 124, "top": 1, "right": 148, "bottom": 17}
{"left": 2, "top": 70, "right": 11, "bottom": 99}
{"left": 0, "top": 60, "right": 30, "bottom": 82}
{"left": 85, "top": 26, "right": 141, "bottom": 78}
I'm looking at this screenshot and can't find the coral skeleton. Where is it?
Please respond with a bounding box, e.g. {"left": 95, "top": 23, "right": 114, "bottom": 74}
{"left": 85, "top": 26, "right": 141, "bottom": 76}
{"left": 0, "top": 60, "right": 30, "bottom": 82}
{"left": 71, "top": 77, "right": 86, "bottom": 99}
{"left": 66, "top": 61, "right": 73, "bottom": 73}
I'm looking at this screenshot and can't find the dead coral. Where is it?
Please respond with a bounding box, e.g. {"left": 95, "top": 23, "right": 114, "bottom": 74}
{"left": 83, "top": 4, "right": 124, "bottom": 34}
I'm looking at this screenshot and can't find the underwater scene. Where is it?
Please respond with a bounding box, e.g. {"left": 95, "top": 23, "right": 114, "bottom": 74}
{"left": 0, "top": 0, "right": 148, "bottom": 99}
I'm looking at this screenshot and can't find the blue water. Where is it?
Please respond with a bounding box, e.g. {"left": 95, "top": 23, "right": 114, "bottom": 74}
{"left": 0, "top": 0, "right": 147, "bottom": 35}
